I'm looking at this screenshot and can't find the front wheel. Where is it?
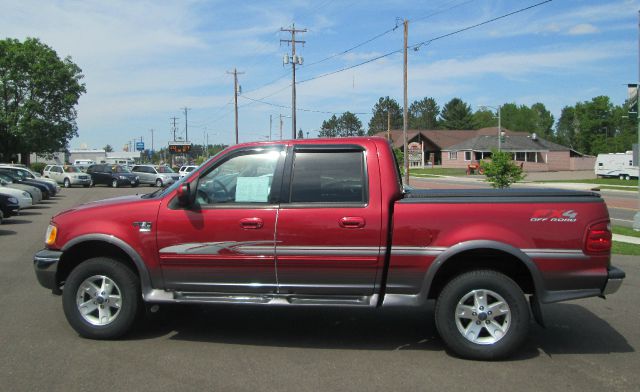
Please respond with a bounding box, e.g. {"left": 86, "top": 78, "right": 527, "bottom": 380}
{"left": 435, "top": 270, "right": 530, "bottom": 360}
{"left": 62, "top": 258, "right": 141, "bottom": 339}
{"left": 63, "top": 178, "right": 71, "bottom": 188}
{"left": 111, "top": 179, "right": 119, "bottom": 188}
{"left": 155, "top": 179, "right": 163, "bottom": 187}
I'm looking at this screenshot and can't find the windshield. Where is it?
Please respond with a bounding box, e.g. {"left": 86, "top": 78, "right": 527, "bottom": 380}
{"left": 113, "top": 165, "right": 131, "bottom": 173}
{"left": 64, "top": 166, "right": 82, "bottom": 173}
{"left": 157, "top": 166, "right": 174, "bottom": 173}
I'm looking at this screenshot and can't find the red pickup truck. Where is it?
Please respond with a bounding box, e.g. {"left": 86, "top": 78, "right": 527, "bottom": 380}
{"left": 34, "top": 137, "right": 625, "bottom": 359}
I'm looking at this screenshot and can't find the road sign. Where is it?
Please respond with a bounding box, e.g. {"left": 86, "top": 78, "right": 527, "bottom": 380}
{"left": 136, "top": 142, "right": 145, "bottom": 151}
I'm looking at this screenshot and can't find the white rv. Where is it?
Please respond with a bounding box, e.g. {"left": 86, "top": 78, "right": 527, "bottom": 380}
{"left": 594, "top": 151, "right": 638, "bottom": 180}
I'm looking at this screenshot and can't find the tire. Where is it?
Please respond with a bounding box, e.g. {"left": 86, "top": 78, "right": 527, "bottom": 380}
{"left": 89, "top": 179, "right": 95, "bottom": 187}
{"left": 0, "top": 210, "right": 4, "bottom": 224}
{"left": 111, "top": 179, "right": 119, "bottom": 188}
{"left": 435, "top": 270, "right": 530, "bottom": 360}
{"left": 62, "top": 257, "right": 141, "bottom": 339}
{"left": 155, "top": 179, "right": 163, "bottom": 187}
{"left": 63, "top": 178, "right": 71, "bottom": 188}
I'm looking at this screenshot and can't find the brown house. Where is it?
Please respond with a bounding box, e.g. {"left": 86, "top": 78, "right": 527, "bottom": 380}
{"left": 374, "top": 127, "right": 595, "bottom": 172}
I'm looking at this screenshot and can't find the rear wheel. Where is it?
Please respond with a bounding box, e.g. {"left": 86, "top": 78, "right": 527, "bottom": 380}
{"left": 155, "top": 179, "right": 163, "bottom": 187}
{"left": 63, "top": 178, "right": 71, "bottom": 188}
{"left": 62, "top": 257, "right": 141, "bottom": 339}
{"left": 435, "top": 270, "right": 530, "bottom": 360}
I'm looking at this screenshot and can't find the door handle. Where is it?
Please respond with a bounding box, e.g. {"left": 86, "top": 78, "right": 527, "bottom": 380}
{"left": 339, "top": 216, "right": 366, "bottom": 229}
{"left": 240, "top": 217, "right": 264, "bottom": 229}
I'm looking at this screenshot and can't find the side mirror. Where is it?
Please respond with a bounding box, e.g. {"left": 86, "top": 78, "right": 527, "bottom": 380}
{"left": 176, "top": 182, "right": 196, "bottom": 207}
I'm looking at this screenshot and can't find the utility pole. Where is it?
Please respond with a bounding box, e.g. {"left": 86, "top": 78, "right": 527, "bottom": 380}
{"left": 181, "top": 107, "right": 191, "bottom": 142}
{"left": 402, "top": 19, "right": 409, "bottom": 186}
{"left": 387, "top": 111, "right": 391, "bottom": 140}
{"left": 281, "top": 23, "right": 306, "bottom": 139}
{"left": 279, "top": 114, "right": 284, "bottom": 140}
{"left": 269, "top": 114, "right": 273, "bottom": 141}
{"left": 170, "top": 116, "right": 179, "bottom": 141}
{"left": 634, "top": 10, "right": 640, "bottom": 231}
{"left": 149, "top": 128, "right": 154, "bottom": 154}
{"left": 227, "top": 68, "right": 244, "bottom": 144}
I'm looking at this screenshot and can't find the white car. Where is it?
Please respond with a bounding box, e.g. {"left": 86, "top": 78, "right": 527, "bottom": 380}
{"left": 44, "top": 165, "right": 92, "bottom": 188}
{"left": 0, "top": 186, "right": 32, "bottom": 209}
{"left": 178, "top": 165, "right": 198, "bottom": 178}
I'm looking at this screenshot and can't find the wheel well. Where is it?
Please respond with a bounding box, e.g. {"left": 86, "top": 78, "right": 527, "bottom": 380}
{"left": 427, "top": 248, "right": 535, "bottom": 299}
{"left": 57, "top": 241, "right": 139, "bottom": 287}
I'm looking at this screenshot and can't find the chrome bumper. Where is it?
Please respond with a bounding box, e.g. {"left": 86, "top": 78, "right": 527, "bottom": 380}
{"left": 603, "top": 266, "right": 625, "bottom": 295}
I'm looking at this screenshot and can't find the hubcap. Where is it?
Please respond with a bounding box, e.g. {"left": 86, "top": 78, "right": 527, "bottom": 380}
{"left": 76, "top": 275, "right": 122, "bottom": 326}
{"left": 454, "top": 289, "right": 511, "bottom": 345}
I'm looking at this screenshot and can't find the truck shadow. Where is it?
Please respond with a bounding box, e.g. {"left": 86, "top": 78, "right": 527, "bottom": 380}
{"left": 130, "top": 302, "right": 632, "bottom": 359}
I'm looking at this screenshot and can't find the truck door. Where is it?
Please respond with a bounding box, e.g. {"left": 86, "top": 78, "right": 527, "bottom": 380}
{"left": 275, "top": 144, "right": 383, "bottom": 296}
{"left": 156, "top": 146, "right": 285, "bottom": 293}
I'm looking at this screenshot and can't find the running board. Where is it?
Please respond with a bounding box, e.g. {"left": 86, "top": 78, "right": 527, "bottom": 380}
{"left": 144, "top": 289, "right": 377, "bottom": 307}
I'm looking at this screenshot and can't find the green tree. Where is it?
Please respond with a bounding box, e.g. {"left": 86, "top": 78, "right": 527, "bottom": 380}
{"left": 472, "top": 108, "right": 497, "bottom": 129}
{"left": 103, "top": 144, "right": 114, "bottom": 152}
{"left": 319, "top": 112, "right": 364, "bottom": 137}
{"left": 367, "top": 96, "right": 403, "bottom": 135}
{"left": 297, "top": 129, "right": 304, "bottom": 139}
{"left": 409, "top": 97, "right": 439, "bottom": 129}
{"left": 481, "top": 150, "right": 525, "bottom": 188}
{"left": 0, "top": 38, "right": 86, "bottom": 164}
{"left": 555, "top": 106, "right": 578, "bottom": 149}
{"left": 440, "top": 98, "right": 474, "bottom": 129}
{"left": 530, "top": 103, "right": 554, "bottom": 139}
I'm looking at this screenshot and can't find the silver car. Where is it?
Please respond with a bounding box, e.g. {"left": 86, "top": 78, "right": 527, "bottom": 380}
{"left": 131, "top": 165, "right": 180, "bottom": 187}
{"left": 44, "top": 165, "right": 91, "bottom": 188}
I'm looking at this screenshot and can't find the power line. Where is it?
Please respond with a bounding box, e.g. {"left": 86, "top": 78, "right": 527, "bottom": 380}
{"left": 239, "top": 94, "right": 368, "bottom": 115}
{"left": 297, "top": 0, "right": 553, "bottom": 86}
{"left": 410, "top": 0, "right": 477, "bottom": 23}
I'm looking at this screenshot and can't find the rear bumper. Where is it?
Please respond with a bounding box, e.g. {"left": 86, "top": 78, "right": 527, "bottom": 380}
{"left": 34, "top": 249, "right": 62, "bottom": 294}
{"left": 603, "top": 265, "right": 625, "bottom": 295}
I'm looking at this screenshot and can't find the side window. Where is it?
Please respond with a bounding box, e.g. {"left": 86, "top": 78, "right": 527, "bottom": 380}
{"left": 289, "top": 151, "right": 366, "bottom": 204}
{"left": 196, "top": 150, "right": 280, "bottom": 205}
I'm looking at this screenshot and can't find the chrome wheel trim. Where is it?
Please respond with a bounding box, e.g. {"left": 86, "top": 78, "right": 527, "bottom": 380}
{"left": 76, "top": 275, "right": 122, "bottom": 326}
{"left": 454, "top": 289, "right": 511, "bottom": 345}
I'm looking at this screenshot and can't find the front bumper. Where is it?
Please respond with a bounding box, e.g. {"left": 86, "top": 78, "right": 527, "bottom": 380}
{"left": 603, "top": 265, "right": 625, "bottom": 295}
{"left": 34, "top": 249, "right": 62, "bottom": 294}
{"left": 71, "top": 177, "right": 91, "bottom": 185}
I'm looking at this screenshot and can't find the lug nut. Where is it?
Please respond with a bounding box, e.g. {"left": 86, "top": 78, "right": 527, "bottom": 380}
{"left": 476, "top": 321, "right": 481, "bottom": 325}
{"left": 485, "top": 320, "right": 490, "bottom": 324}
{"left": 479, "top": 306, "right": 484, "bottom": 310}
{"left": 488, "top": 311, "right": 492, "bottom": 315}
{"left": 472, "top": 312, "right": 477, "bottom": 316}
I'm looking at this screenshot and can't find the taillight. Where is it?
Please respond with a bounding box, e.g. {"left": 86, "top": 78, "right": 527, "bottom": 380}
{"left": 586, "top": 222, "right": 612, "bottom": 253}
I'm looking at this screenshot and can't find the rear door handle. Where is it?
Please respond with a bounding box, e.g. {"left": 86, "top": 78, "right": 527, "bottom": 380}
{"left": 339, "top": 216, "right": 366, "bottom": 229}
{"left": 240, "top": 217, "right": 264, "bottom": 229}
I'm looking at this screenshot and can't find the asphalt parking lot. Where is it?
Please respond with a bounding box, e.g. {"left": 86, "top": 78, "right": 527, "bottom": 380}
{"left": 1, "top": 186, "right": 638, "bottom": 392}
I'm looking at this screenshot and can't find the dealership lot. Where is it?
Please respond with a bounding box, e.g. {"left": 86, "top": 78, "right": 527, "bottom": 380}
{"left": 0, "top": 186, "right": 638, "bottom": 392}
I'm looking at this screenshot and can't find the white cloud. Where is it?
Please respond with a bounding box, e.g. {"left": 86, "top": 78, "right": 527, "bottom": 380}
{"left": 567, "top": 23, "right": 599, "bottom": 35}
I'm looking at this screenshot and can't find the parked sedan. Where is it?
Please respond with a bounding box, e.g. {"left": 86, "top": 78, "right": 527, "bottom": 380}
{"left": 0, "top": 173, "right": 43, "bottom": 204}
{"left": 0, "top": 169, "right": 55, "bottom": 198}
{"left": 0, "top": 186, "right": 32, "bottom": 209}
{"left": 44, "top": 165, "right": 91, "bottom": 188}
{"left": 131, "top": 164, "right": 180, "bottom": 187}
{"left": 0, "top": 166, "right": 59, "bottom": 195}
{"left": 86, "top": 164, "right": 140, "bottom": 187}
{"left": 0, "top": 193, "right": 20, "bottom": 223}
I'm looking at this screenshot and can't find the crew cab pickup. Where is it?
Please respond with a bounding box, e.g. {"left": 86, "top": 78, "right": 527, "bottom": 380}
{"left": 34, "top": 137, "right": 625, "bottom": 359}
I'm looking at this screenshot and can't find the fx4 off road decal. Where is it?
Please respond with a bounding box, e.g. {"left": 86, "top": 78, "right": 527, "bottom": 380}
{"left": 530, "top": 209, "right": 578, "bottom": 223}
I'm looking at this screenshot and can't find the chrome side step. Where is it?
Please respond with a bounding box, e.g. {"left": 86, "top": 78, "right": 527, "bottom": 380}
{"left": 144, "top": 289, "right": 377, "bottom": 307}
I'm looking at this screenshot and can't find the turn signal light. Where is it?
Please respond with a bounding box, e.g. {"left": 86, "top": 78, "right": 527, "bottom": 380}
{"left": 45, "top": 224, "right": 58, "bottom": 246}
{"left": 586, "top": 222, "right": 611, "bottom": 253}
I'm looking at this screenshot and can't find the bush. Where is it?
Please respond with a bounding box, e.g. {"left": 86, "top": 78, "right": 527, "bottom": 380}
{"left": 480, "top": 150, "right": 525, "bottom": 188}
{"left": 30, "top": 162, "right": 47, "bottom": 174}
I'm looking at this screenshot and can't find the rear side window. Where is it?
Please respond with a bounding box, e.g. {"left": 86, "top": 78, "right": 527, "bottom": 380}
{"left": 289, "top": 151, "right": 366, "bottom": 204}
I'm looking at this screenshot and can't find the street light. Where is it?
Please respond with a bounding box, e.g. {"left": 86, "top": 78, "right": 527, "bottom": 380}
{"left": 479, "top": 105, "right": 502, "bottom": 151}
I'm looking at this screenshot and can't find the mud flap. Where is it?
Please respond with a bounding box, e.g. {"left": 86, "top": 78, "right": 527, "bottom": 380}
{"left": 529, "top": 295, "right": 545, "bottom": 327}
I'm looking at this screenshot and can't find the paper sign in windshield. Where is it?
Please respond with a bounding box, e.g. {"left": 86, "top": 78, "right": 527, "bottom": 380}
{"left": 235, "top": 176, "right": 270, "bottom": 202}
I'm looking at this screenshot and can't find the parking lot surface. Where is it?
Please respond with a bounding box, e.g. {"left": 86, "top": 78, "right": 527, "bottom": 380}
{"left": 0, "top": 186, "right": 638, "bottom": 392}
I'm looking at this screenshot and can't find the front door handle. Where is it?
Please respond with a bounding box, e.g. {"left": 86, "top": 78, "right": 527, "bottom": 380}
{"left": 339, "top": 216, "right": 366, "bottom": 229}
{"left": 240, "top": 217, "right": 264, "bottom": 229}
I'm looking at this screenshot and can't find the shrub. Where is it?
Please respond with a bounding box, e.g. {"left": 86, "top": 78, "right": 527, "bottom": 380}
{"left": 480, "top": 150, "right": 525, "bottom": 188}
{"left": 30, "top": 162, "right": 47, "bottom": 174}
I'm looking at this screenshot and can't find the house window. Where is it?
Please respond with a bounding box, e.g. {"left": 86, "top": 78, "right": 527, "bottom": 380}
{"left": 515, "top": 152, "right": 526, "bottom": 161}
{"left": 526, "top": 152, "right": 537, "bottom": 162}
{"left": 449, "top": 152, "right": 457, "bottom": 160}
{"left": 464, "top": 151, "right": 472, "bottom": 161}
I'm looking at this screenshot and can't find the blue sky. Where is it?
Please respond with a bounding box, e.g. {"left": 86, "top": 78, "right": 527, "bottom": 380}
{"left": 1, "top": 0, "right": 638, "bottom": 151}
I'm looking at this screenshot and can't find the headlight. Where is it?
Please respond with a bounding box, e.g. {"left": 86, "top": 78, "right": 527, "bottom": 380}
{"left": 22, "top": 191, "right": 31, "bottom": 198}
{"left": 8, "top": 197, "right": 18, "bottom": 204}
{"left": 45, "top": 224, "right": 58, "bottom": 245}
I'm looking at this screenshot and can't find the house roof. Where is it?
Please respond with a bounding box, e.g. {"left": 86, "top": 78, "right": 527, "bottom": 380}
{"left": 373, "top": 127, "right": 524, "bottom": 149}
{"left": 443, "top": 134, "right": 570, "bottom": 152}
